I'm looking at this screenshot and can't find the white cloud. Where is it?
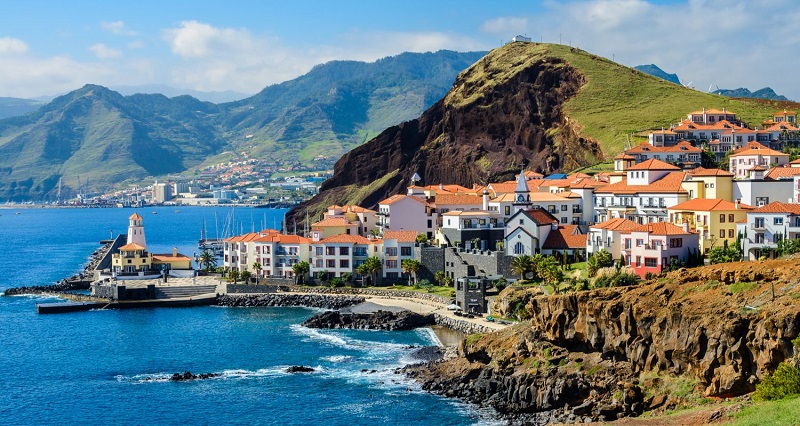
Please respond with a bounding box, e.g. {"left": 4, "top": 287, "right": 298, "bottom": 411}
{"left": 480, "top": 17, "right": 529, "bottom": 35}
{"left": 102, "top": 21, "right": 137, "bottom": 36}
{"left": 127, "top": 40, "right": 144, "bottom": 49}
{"left": 0, "top": 37, "right": 29, "bottom": 54}
{"left": 163, "top": 20, "right": 258, "bottom": 58}
{"left": 89, "top": 43, "right": 122, "bottom": 59}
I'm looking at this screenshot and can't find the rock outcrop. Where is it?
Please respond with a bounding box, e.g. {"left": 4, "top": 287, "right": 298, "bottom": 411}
{"left": 302, "top": 310, "right": 435, "bottom": 331}
{"left": 405, "top": 258, "right": 800, "bottom": 423}
{"left": 286, "top": 42, "right": 603, "bottom": 225}
{"left": 215, "top": 294, "right": 364, "bottom": 310}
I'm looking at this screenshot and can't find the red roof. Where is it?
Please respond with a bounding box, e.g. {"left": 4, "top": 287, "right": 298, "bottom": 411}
{"left": 626, "top": 222, "right": 692, "bottom": 236}
{"left": 543, "top": 225, "right": 586, "bottom": 250}
{"left": 379, "top": 194, "right": 425, "bottom": 205}
{"left": 688, "top": 167, "right": 733, "bottom": 177}
{"left": 750, "top": 201, "right": 800, "bottom": 214}
{"left": 668, "top": 198, "right": 753, "bottom": 211}
{"left": 434, "top": 193, "right": 483, "bottom": 205}
{"left": 524, "top": 208, "right": 558, "bottom": 225}
{"left": 627, "top": 158, "right": 682, "bottom": 171}
{"left": 318, "top": 234, "right": 373, "bottom": 244}
{"left": 383, "top": 230, "right": 419, "bottom": 243}
{"left": 764, "top": 166, "right": 800, "bottom": 180}
{"left": 590, "top": 218, "right": 639, "bottom": 232}
{"left": 626, "top": 141, "right": 701, "bottom": 154}
{"left": 311, "top": 217, "right": 352, "bottom": 228}
{"left": 595, "top": 172, "right": 688, "bottom": 195}
{"left": 119, "top": 243, "right": 146, "bottom": 251}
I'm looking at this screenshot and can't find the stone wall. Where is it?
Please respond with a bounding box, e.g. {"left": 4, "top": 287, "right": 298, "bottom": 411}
{"left": 286, "top": 286, "right": 451, "bottom": 305}
{"left": 444, "top": 248, "right": 513, "bottom": 280}
{"left": 415, "top": 246, "right": 445, "bottom": 282}
{"left": 227, "top": 284, "right": 291, "bottom": 294}
{"left": 433, "top": 313, "right": 495, "bottom": 334}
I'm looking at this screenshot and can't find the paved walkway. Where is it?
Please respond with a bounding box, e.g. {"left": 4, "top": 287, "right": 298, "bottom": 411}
{"left": 359, "top": 295, "right": 511, "bottom": 332}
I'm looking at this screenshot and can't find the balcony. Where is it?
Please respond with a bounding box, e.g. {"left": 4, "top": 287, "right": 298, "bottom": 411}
{"left": 572, "top": 207, "right": 583, "bottom": 214}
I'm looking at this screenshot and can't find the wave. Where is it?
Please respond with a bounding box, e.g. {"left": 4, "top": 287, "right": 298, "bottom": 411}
{"left": 114, "top": 365, "right": 324, "bottom": 384}
{"left": 320, "top": 355, "right": 352, "bottom": 363}
{"left": 290, "top": 324, "right": 413, "bottom": 355}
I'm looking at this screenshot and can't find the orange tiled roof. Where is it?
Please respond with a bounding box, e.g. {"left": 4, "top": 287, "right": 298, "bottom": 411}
{"left": 626, "top": 222, "right": 692, "bottom": 236}
{"left": 595, "top": 172, "right": 688, "bottom": 195}
{"left": 257, "top": 230, "right": 311, "bottom": 244}
{"left": 434, "top": 193, "right": 483, "bottom": 205}
{"left": 751, "top": 201, "right": 800, "bottom": 214}
{"left": 524, "top": 208, "right": 558, "bottom": 225}
{"left": 543, "top": 225, "right": 587, "bottom": 250}
{"left": 379, "top": 194, "right": 425, "bottom": 205}
{"left": 422, "top": 184, "right": 472, "bottom": 194}
{"left": 765, "top": 167, "right": 800, "bottom": 180}
{"left": 590, "top": 218, "right": 639, "bottom": 232}
{"left": 342, "top": 205, "right": 376, "bottom": 214}
{"left": 627, "top": 158, "right": 682, "bottom": 171}
{"left": 524, "top": 170, "right": 545, "bottom": 179}
{"left": 668, "top": 198, "right": 753, "bottom": 211}
{"left": 152, "top": 253, "right": 192, "bottom": 261}
{"left": 626, "top": 141, "right": 701, "bottom": 154}
{"left": 311, "top": 217, "right": 352, "bottom": 228}
{"left": 383, "top": 230, "right": 419, "bottom": 243}
{"left": 128, "top": 212, "right": 142, "bottom": 220}
{"left": 688, "top": 167, "right": 733, "bottom": 177}
{"left": 119, "top": 243, "right": 146, "bottom": 251}
{"left": 318, "top": 234, "right": 373, "bottom": 244}
{"left": 730, "top": 141, "right": 787, "bottom": 157}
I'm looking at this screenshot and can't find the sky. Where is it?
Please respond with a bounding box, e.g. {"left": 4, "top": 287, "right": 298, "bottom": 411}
{"left": 1, "top": 0, "right": 798, "bottom": 101}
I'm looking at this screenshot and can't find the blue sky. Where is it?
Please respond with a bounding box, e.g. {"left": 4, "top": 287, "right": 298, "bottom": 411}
{"left": 1, "top": 0, "right": 797, "bottom": 100}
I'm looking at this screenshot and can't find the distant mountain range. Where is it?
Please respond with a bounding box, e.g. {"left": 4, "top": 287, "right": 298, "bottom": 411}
{"left": 0, "top": 50, "right": 487, "bottom": 201}
{"left": 0, "top": 97, "right": 45, "bottom": 120}
{"left": 110, "top": 84, "right": 250, "bottom": 103}
{"left": 634, "top": 64, "right": 790, "bottom": 101}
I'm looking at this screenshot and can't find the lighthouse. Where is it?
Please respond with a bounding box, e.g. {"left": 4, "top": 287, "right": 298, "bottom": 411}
{"left": 126, "top": 212, "right": 147, "bottom": 248}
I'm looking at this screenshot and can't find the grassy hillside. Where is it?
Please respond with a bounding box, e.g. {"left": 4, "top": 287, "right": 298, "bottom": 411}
{"left": 457, "top": 43, "right": 794, "bottom": 156}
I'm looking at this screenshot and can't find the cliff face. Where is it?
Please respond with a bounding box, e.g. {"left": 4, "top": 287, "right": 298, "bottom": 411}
{"left": 286, "top": 43, "right": 603, "bottom": 225}
{"left": 406, "top": 259, "right": 800, "bottom": 423}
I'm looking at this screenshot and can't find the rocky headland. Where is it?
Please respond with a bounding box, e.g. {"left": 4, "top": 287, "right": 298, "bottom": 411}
{"left": 404, "top": 258, "right": 800, "bottom": 424}
{"left": 4, "top": 241, "right": 111, "bottom": 296}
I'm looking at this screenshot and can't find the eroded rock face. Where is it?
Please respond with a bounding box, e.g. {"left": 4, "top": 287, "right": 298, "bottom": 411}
{"left": 407, "top": 259, "right": 800, "bottom": 423}
{"left": 302, "top": 310, "right": 435, "bottom": 331}
{"left": 286, "top": 45, "right": 602, "bottom": 225}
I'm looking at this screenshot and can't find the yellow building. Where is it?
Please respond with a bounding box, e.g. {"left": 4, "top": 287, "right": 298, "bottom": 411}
{"left": 111, "top": 212, "right": 193, "bottom": 274}
{"left": 153, "top": 247, "right": 193, "bottom": 270}
{"left": 112, "top": 243, "right": 153, "bottom": 273}
{"left": 668, "top": 198, "right": 752, "bottom": 253}
{"left": 681, "top": 167, "right": 734, "bottom": 201}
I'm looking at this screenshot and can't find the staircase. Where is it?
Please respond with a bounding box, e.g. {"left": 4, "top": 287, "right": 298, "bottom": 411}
{"left": 154, "top": 285, "right": 217, "bottom": 299}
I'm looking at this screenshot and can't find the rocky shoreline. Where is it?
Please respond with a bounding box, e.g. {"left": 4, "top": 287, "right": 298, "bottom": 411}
{"left": 4, "top": 241, "right": 111, "bottom": 296}
{"left": 215, "top": 293, "right": 365, "bottom": 310}
{"left": 302, "top": 309, "right": 436, "bottom": 331}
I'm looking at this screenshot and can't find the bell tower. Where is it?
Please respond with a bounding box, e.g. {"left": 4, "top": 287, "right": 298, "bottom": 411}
{"left": 512, "top": 168, "right": 531, "bottom": 213}
{"left": 126, "top": 212, "right": 147, "bottom": 248}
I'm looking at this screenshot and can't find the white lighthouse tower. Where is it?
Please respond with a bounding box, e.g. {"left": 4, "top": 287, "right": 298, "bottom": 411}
{"left": 126, "top": 212, "right": 147, "bottom": 248}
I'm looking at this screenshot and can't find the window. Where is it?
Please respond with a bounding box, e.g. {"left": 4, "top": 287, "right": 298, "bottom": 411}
{"left": 315, "top": 247, "right": 323, "bottom": 256}
{"left": 719, "top": 214, "right": 725, "bottom": 223}
{"left": 401, "top": 246, "right": 412, "bottom": 256}
{"left": 386, "top": 247, "right": 397, "bottom": 256}
{"left": 504, "top": 206, "right": 511, "bottom": 215}
{"left": 326, "top": 247, "right": 335, "bottom": 255}
{"left": 339, "top": 259, "right": 349, "bottom": 268}
{"left": 386, "top": 260, "right": 398, "bottom": 268}
{"left": 636, "top": 256, "right": 641, "bottom": 267}
{"left": 326, "top": 259, "right": 335, "bottom": 268}
{"left": 315, "top": 259, "right": 323, "bottom": 268}
{"left": 755, "top": 218, "right": 765, "bottom": 228}
{"left": 624, "top": 239, "right": 631, "bottom": 249}
{"left": 644, "top": 258, "right": 657, "bottom": 267}
{"left": 636, "top": 239, "right": 644, "bottom": 246}
{"left": 561, "top": 205, "right": 567, "bottom": 211}
{"left": 514, "top": 242, "right": 525, "bottom": 255}
{"left": 728, "top": 214, "right": 734, "bottom": 222}
{"left": 561, "top": 217, "right": 568, "bottom": 223}
{"left": 728, "top": 229, "right": 734, "bottom": 238}
{"left": 756, "top": 197, "right": 769, "bottom": 207}
{"left": 775, "top": 217, "right": 784, "bottom": 225}
{"left": 720, "top": 229, "right": 726, "bottom": 238}
{"left": 339, "top": 247, "right": 349, "bottom": 255}
{"left": 756, "top": 233, "right": 765, "bottom": 243}
{"left": 669, "top": 238, "right": 682, "bottom": 248}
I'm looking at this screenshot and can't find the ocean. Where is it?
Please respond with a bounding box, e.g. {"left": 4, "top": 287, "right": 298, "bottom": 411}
{"left": 0, "top": 207, "right": 497, "bottom": 425}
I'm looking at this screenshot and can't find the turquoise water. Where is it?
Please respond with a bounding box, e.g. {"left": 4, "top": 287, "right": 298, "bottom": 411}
{"left": 0, "top": 207, "right": 496, "bottom": 425}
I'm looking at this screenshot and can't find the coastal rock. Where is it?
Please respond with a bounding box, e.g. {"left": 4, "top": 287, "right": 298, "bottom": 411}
{"left": 216, "top": 294, "right": 364, "bottom": 310}
{"left": 301, "top": 310, "right": 436, "bottom": 331}
{"left": 286, "top": 366, "right": 315, "bottom": 373}
{"left": 169, "top": 371, "right": 221, "bottom": 381}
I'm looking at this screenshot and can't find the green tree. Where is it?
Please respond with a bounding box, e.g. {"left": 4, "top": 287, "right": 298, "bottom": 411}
{"left": 401, "top": 258, "right": 421, "bottom": 285}
{"left": 240, "top": 270, "right": 252, "bottom": 282}
{"left": 587, "top": 249, "right": 614, "bottom": 277}
{"left": 361, "top": 256, "right": 382, "bottom": 286}
{"left": 434, "top": 270, "right": 446, "bottom": 286}
{"left": 228, "top": 269, "right": 240, "bottom": 284}
{"left": 535, "top": 256, "right": 564, "bottom": 286}
{"left": 708, "top": 239, "right": 743, "bottom": 264}
{"left": 415, "top": 233, "right": 428, "bottom": 245}
{"left": 292, "top": 260, "right": 310, "bottom": 285}
{"left": 510, "top": 255, "right": 534, "bottom": 281}
{"left": 199, "top": 250, "right": 217, "bottom": 272}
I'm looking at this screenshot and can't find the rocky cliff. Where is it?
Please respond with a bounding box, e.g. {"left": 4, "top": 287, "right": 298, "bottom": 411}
{"left": 286, "top": 43, "right": 603, "bottom": 225}
{"left": 405, "top": 259, "right": 800, "bottom": 423}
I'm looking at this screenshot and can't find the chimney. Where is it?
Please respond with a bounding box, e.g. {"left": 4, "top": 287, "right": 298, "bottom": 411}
{"left": 482, "top": 189, "right": 489, "bottom": 211}
{"left": 735, "top": 199, "right": 740, "bottom": 209}
{"left": 172, "top": 247, "right": 178, "bottom": 257}
{"left": 683, "top": 222, "right": 690, "bottom": 233}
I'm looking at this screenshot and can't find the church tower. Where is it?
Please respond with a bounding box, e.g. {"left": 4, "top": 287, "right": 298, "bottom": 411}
{"left": 512, "top": 169, "right": 531, "bottom": 213}
{"left": 126, "top": 212, "right": 147, "bottom": 248}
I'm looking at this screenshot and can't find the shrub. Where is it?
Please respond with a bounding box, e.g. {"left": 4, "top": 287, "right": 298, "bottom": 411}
{"left": 753, "top": 362, "right": 800, "bottom": 401}
{"left": 644, "top": 272, "right": 657, "bottom": 280}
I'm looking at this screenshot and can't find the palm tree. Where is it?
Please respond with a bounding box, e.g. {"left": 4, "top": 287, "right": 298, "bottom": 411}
{"left": 401, "top": 259, "right": 421, "bottom": 285}
{"left": 252, "top": 262, "right": 262, "bottom": 284}
{"left": 363, "top": 256, "right": 382, "bottom": 286}
{"left": 292, "top": 261, "right": 310, "bottom": 285}
{"left": 434, "top": 270, "right": 446, "bottom": 287}
{"left": 199, "top": 250, "right": 217, "bottom": 272}
{"left": 510, "top": 255, "right": 533, "bottom": 281}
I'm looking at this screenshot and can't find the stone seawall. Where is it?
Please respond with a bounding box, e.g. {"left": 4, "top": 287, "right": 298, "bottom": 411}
{"left": 433, "top": 313, "right": 495, "bottom": 335}
{"left": 286, "top": 286, "right": 450, "bottom": 305}
{"left": 216, "top": 294, "right": 364, "bottom": 310}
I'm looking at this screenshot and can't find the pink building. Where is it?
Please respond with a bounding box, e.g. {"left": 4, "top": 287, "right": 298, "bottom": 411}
{"left": 622, "top": 222, "right": 700, "bottom": 278}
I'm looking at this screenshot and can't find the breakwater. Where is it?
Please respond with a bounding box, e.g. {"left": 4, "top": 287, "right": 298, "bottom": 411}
{"left": 4, "top": 240, "right": 112, "bottom": 296}
{"left": 216, "top": 294, "right": 365, "bottom": 310}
